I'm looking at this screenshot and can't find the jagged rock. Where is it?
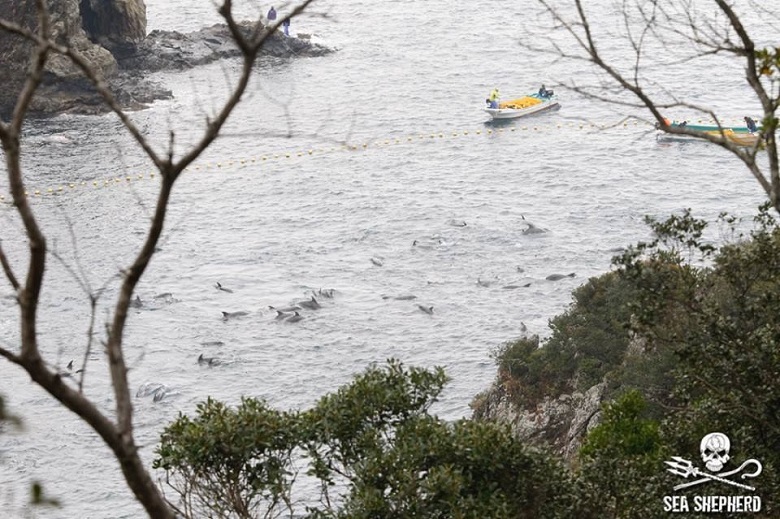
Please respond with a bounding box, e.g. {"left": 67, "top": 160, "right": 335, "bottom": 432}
{"left": 81, "top": 0, "right": 147, "bottom": 53}
{"left": 0, "top": 2, "right": 332, "bottom": 117}
{"left": 0, "top": 0, "right": 117, "bottom": 80}
{"left": 472, "top": 381, "right": 605, "bottom": 464}
{"left": 118, "top": 22, "right": 333, "bottom": 72}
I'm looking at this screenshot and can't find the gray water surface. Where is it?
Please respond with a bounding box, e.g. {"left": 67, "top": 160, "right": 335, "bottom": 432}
{"left": 0, "top": 1, "right": 769, "bottom": 516}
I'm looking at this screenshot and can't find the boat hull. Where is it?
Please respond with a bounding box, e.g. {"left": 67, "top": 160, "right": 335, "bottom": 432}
{"left": 484, "top": 94, "right": 559, "bottom": 120}
{"left": 657, "top": 122, "right": 761, "bottom": 147}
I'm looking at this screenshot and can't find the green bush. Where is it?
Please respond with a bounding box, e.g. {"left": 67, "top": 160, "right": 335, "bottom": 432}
{"left": 154, "top": 397, "right": 300, "bottom": 518}
{"left": 155, "top": 361, "right": 580, "bottom": 518}
{"left": 489, "top": 269, "right": 654, "bottom": 410}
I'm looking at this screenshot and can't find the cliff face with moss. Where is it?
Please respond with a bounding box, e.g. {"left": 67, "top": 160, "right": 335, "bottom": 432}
{"left": 471, "top": 269, "right": 678, "bottom": 464}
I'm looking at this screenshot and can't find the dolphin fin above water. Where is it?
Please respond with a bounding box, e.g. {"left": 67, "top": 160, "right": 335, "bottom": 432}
{"left": 417, "top": 305, "right": 434, "bottom": 315}
{"left": 215, "top": 281, "right": 234, "bottom": 293}
{"left": 286, "top": 311, "right": 304, "bottom": 323}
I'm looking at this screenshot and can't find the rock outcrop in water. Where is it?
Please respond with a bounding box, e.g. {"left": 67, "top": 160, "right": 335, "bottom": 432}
{"left": 117, "top": 22, "right": 332, "bottom": 73}
{"left": 0, "top": 0, "right": 332, "bottom": 117}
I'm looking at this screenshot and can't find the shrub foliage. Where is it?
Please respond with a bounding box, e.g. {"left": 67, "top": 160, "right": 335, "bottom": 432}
{"left": 157, "top": 207, "right": 780, "bottom": 517}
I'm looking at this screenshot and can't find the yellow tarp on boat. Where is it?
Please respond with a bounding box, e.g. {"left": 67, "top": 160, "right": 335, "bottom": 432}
{"left": 724, "top": 130, "right": 760, "bottom": 147}
{"left": 499, "top": 96, "right": 542, "bottom": 110}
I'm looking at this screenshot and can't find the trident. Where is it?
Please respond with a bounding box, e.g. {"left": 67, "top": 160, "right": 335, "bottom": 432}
{"left": 665, "top": 457, "right": 762, "bottom": 491}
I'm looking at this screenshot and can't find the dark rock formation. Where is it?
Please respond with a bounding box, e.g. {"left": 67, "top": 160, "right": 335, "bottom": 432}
{"left": 118, "top": 22, "right": 332, "bottom": 73}
{"left": 0, "top": 1, "right": 332, "bottom": 117}
{"left": 80, "top": 0, "right": 147, "bottom": 53}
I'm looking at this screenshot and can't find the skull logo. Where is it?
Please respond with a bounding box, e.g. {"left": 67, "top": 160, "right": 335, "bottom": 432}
{"left": 700, "top": 432, "right": 730, "bottom": 472}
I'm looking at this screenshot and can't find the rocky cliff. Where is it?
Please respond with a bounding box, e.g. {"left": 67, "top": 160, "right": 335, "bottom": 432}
{"left": 472, "top": 380, "right": 605, "bottom": 464}
{"left": 80, "top": 0, "right": 147, "bottom": 53}
{"left": 0, "top": 1, "right": 332, "bottom": 117}
{"left": 0, "top": 0, "right": 122, "bottom": 79}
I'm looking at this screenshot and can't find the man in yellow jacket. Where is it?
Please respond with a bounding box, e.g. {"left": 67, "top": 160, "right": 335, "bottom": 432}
{"left": 487, "top": 88, "right": 500, "bottom": 109}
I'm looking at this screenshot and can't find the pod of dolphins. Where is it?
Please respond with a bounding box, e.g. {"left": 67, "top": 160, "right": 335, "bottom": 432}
{"left": 125, "top": 215, "right": 578, "bottom": 404}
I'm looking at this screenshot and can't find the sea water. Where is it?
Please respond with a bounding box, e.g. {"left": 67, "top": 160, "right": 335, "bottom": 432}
{"left": 0, "top": 1, "right": 770, "bottom": 516}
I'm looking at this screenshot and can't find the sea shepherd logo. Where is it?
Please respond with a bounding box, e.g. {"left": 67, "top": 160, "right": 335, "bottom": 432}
{"left": 663, "top": 432, "right": 763, "bottom": 513}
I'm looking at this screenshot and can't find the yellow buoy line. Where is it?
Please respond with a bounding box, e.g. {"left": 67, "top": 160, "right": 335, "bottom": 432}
{"left": 0, "top": 118, "right": 751, "bottom": 203}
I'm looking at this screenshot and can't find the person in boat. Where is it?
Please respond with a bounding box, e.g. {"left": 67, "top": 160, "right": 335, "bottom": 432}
{"left": 267, "top": 6, "right": 277, "bottom": 21}
{"left": 538, "top": 85, "right": 554, "bottom": 98}
{"left": 487, "top": 88, "right": 500, "bottom": 109}
{"left": 745, "top": 116, "right": 758, "bottom": 133}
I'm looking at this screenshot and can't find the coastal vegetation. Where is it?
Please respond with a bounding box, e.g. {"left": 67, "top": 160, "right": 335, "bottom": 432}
{"left": 155, "top": 360, "right": 578, "bottom": 518}
{"left": 3, "top": 1, "right": 780, "bottom": 517}
{"left": 157, "top": 208, "right": 780, "bottom": 517}
{"left": 480, "top": 207, "right": 780, "bottom": 516}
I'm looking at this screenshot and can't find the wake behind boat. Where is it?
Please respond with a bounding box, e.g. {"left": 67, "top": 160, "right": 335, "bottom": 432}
{"left": 484, "top": 86, "right": 560, "bottom": 120}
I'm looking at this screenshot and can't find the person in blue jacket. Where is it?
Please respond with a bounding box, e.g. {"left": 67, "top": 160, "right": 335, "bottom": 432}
{"left": 267, "top": 6, "right": 277, "bottom": 21}
{"left": 282, "top": 18, "right": 290, "bottom": 36}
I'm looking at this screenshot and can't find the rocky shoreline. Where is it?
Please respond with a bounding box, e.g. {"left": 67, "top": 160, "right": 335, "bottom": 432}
{"left": 0, "top": 0, "right": 333, "bottom": 118}
{"left": 118, "top": 22, "right": 331, "bottom": 73}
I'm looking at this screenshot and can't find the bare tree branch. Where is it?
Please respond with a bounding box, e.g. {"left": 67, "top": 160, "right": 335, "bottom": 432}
{"left": 1, "top": 0, "right": 320, "bottom": 517}
{"left": 530, "top": 0, "right": 780, "bottom": 212}
{"left": 0, "top": 240, "right": 20, "bottom": 291}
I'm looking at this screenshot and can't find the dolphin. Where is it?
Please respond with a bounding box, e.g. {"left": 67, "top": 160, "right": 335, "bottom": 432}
{"left": 286, "top": 311, "right": 304, "bottom": 323}
{"left": 382, "top": 294, "right": 417, "bottom": 300}
{"left": 298, "top": 296, "right": 321, "bottom": 310}
{"left": 317, "top": 288, "right": 336, "bottom": 298}
{"left": 129, "top": 295, "right": 143, "bottom": 308}
{"left": 215, "top": 282, "right": 234, "bottom": 293}
{"left": 152, "top": 385, "right": 169, "bottom": 402}
{"left": 59, "top": 360, "right": 82, "bottom": 378}
{"left": 417, "top": 304, "right": 434, "bottom": 315}
{"left": 136, "top": 382, "right": 166, "bottom": 398}
{"left": 522, "top": 222, "right": 547, "bottom": 235}
{"left": 198, "top": 353, "right": 222, "bottom": 367}
{"left": 269, "top": 304, "right": 301, "bottom": 313}
{"left": 546, "top": 273, "right": 576, "bottom": 281}
{"left": 221, "top": 311, "right": 249, "bottom": 320}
